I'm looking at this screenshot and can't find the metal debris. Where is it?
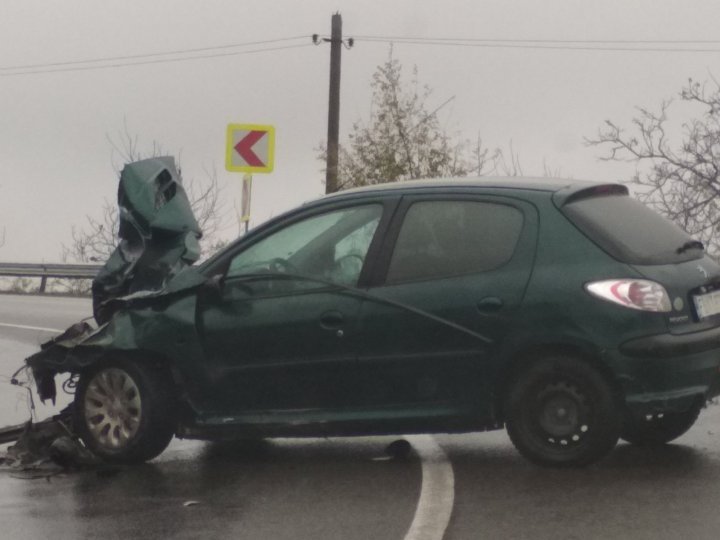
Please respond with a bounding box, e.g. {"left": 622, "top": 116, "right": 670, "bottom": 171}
{"left": 385, "top": 439, "right": 412, "bottom": 459}
{"left": 0, "top": 414, "right": 99, "bottom": 473}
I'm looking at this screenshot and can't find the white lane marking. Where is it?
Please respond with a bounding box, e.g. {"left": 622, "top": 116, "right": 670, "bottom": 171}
{"left": 404, "top": 435, "right": 455, "bottom": 540}
{"left": 0, "top": 322, "right": 62, "bottom": 333}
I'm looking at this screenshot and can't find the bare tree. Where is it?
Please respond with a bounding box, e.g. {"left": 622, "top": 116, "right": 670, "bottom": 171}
{"left": 587, "top": 78, "right": 720, "bottom": 255}
{"left": 62, "top": 200, "right": 118, "bottom": 264}
{"left": 63, "top": 126, "right": 228, "bottom": 265}
{"left": 491, "top": 140, "right": 524, "bottom": 177}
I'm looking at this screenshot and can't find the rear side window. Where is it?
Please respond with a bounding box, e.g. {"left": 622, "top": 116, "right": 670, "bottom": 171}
{"left": 562, "top": 194, "right": 702, "bottom": 265}
{"left": 386, "top": 200, "right": 524, "bottom": 283}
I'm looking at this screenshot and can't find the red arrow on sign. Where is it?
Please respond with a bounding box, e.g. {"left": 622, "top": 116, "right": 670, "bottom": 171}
{"left": 234, "top": 130, "right": 267, "bottom": 167}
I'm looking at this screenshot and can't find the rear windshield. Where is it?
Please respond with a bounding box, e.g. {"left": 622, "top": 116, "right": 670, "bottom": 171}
{"left": 562, "top": 194, "right": 703, "bottom": 265}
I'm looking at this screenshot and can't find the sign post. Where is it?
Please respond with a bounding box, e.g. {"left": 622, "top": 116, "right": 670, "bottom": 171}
{"left": 225, "top": 124, "right": 275, "bottom": 234}
{"left": 240, "top": 173, "right": 252, "bottom": 235}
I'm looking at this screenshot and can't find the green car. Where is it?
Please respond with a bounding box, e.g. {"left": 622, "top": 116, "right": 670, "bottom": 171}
{"left": 28, "top": 173, "right": 720, "bottom": 467}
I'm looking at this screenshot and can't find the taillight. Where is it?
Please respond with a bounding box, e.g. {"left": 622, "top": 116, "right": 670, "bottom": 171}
{"left": 585, "top": 279, "right": 672, "bottom": 312}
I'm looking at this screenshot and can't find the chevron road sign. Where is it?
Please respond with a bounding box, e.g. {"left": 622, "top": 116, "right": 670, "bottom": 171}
{"left": 225, "top": 124, "right": 275, "bottom": 173}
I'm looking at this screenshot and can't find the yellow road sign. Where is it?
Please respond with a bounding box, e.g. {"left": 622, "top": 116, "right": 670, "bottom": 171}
{"left": 225, "top": 124, "right": 275, "bottom": 173}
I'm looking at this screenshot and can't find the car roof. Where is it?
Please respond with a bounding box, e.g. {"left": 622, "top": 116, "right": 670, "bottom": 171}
{"left": 313, "top": 177, "right": 625, "bottom": 204}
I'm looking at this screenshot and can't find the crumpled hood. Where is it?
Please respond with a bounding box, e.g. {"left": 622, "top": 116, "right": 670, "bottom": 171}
{"left": 92, "top": 156, "right": 202, "bottom": 323}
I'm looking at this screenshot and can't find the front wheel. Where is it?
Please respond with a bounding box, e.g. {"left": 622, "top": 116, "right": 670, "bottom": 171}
{"left": 73, "top": 359, "right": 176, "bottom": 464}
{"left": 504, "top": 355, "right": 621, "bottom": 467}
{"left": 621, "top": 404, "right": 701, "bottom": 446}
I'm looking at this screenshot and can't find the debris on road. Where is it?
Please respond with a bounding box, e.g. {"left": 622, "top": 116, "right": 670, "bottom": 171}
{"left": 385, "top": 439, "right": 412, "bottom": 459}
{"left": 0, "top": 413, "right": 99, "bottom": 473}
{"left": 372, "top": 439, "right": 413, "bottom": 461}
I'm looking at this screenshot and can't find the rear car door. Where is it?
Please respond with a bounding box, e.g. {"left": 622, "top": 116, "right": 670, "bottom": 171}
{"left": 355, "top": 194, "right": 538, "bottom": 422}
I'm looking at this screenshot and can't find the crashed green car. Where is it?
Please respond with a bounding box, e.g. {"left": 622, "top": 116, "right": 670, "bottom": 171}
{"left": 26, "top": 162, "right": 720, "bottom": 467}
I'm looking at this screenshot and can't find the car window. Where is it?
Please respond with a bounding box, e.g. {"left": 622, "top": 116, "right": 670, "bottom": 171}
{"left": 562, "top": 194, "right": 703, "bottom": 265}
{"left": 386, "top": 200, "right": 523, "bottom": 283}
{"left": 227, "top": 204, "right": 382, "bottom": 287}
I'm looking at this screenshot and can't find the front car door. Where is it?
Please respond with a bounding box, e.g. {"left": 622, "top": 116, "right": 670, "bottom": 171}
{"left": 195, "top": 201, "right": 391, "bottom": 417}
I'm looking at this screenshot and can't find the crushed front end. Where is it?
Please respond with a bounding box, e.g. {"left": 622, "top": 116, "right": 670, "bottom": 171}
{"left": 23, "top": 156, "right": 204, "bottom": 404}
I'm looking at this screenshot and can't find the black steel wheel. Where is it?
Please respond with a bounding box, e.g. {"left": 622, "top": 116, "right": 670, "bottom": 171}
{"left": 621, "top": 404, "right": 701, "bottom": 446}
{"left": 504, "top": 355, "right": 621, "bottom": 467}
{"left": 73, "top": 359, "right": 176, "bottom": 464}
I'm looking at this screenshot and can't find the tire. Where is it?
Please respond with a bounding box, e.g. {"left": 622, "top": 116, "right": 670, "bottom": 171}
{"left": 620, "top": 404, "right": 701, "bottom": 446}
{"left": 73, "top": 359, "right": 176, "bottom": 464}
{"left": 504, "top": 355, "right": 621, "bottom": 467}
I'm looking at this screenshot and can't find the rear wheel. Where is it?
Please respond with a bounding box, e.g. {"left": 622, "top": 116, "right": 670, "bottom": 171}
{"left": 73, "top": 359, "right": 176, "bottom": 463}
{"left": 621, "top": 404, "right": 701, "bottom": 446}
{"left": 504, "top": 355, "right": 621, "bottom": 467}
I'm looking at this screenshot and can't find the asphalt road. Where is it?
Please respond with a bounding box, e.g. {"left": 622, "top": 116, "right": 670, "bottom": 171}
{"left": 2, "top": 293, "right": 720, "bottom": 540}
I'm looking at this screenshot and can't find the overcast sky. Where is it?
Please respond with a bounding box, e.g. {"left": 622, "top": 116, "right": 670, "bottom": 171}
{"left": 2, "top": 0, "right": 720, "bottom": 262}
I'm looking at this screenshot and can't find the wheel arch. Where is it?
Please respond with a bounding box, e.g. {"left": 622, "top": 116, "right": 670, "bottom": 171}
{"left": 74, "top": 345, "right": 169, "bottom": 370}
{"left": 494, "top": 342, "right": 624, "bottom": 422}
{"left": 71, "top": 348, "right": 189, "bottom": 406}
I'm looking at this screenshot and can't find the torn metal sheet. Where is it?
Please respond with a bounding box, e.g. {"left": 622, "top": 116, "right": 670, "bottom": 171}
{"left": 92, "top": 156, "right": 202, "bottom": 323}
{"left": 0, "top": 414, "right": 99, "bottom": 471}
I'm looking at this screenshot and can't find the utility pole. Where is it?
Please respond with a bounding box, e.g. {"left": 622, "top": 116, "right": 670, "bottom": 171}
{"left": 315, "top": 13, "right": 352, "bottom": 194}
{"left": 325, "top": 13, "right": 342, "bottom": 194}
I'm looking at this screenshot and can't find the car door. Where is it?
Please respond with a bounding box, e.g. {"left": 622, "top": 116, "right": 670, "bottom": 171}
{"left": 355, "top": 194, "right": 538, "bottom": 422}
{"left": 194, "top": 202, "right": 391, "bottom": 415}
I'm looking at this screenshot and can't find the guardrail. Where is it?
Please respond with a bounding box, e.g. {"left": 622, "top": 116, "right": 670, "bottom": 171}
{"left": 0, "top": 263, "right": 102, "bottom": 293}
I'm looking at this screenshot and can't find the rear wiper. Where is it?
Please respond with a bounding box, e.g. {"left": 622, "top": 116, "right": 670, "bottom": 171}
{"left": 676, "top": 240, "right": 705, "bottom": 254}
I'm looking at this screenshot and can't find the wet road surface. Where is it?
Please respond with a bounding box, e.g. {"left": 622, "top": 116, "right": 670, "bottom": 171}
{"left": 440, "top": 409, "right": 720, "bottom": 539}
{"left": 2, "top": 294, "right": 720, "bottom": 539}
{"left": 1, "top": 436, "right": 420, "bottom": 540}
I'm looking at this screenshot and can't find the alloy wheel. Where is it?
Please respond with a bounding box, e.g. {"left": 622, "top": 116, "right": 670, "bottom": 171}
{"left": 83, "top": 367, "right": 143, "bottom": 450}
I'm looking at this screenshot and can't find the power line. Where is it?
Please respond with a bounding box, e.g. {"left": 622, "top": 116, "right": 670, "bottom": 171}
{"left": 6, "top": 32, "right": 720, "bottom": 78}
{"left": 0, "top": 42, "right": 313, "bottom": 77}
{"left": 354, "top": 35, "right": 720, "bottom": 45}
{"left": 356, "top": 36, "right": 720, "bottom": 53}
{"left": 0, "top": 35, "right": 307, "bottom": 72}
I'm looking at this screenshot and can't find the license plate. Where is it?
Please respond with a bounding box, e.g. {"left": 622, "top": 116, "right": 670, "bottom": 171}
{"left": 694, "top": 290, "right": 720, "bottom": 319}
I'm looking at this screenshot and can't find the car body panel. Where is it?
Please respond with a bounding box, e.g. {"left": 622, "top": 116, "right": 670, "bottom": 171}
{"left": 195, "top": 280, "right": 366, "bottom": 412}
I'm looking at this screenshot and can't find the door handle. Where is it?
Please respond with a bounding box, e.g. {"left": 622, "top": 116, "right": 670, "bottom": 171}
{"left": 477, "top": 297, "right": 504, "bottom": 312}
{"left": 319, "top": 310, "right": 344, "bottom": 330}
